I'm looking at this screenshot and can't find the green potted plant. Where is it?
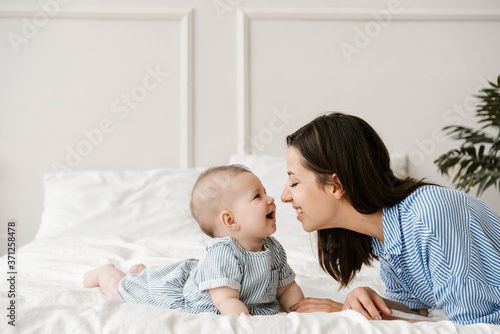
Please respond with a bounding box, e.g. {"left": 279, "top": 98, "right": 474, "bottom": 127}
{"left": 435, "top": 75, "right": 500, "bottom": 196}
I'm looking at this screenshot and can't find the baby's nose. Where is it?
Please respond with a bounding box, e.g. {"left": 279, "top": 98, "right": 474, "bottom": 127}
{"left": 267, "top": 195, "right": 275, "bottom": 204}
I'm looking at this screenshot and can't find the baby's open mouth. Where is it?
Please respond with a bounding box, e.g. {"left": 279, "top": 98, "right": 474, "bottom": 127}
{"left": 266, "top": 210, "right": 275, "bottom": 220}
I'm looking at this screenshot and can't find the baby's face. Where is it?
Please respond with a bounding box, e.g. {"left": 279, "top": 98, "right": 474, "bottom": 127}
{"left": 229, "top": 173, "right": 277, "bottom": 240}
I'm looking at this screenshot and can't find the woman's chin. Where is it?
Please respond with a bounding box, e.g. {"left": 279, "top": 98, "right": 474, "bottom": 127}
{"left": 300, "top": 221, "right": 315, "bottom": 233}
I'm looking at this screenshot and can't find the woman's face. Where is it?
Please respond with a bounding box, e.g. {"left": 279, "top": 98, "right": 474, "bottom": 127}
{"left": 281, "top": 147, "right": 340, "bottom": 232}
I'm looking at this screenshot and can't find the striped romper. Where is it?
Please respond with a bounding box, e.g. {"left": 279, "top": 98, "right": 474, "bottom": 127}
{"left": 372, "top": 185, "right": 500, "bottom": 324}
{"left": 116, "top": 236, "right": 296, "bottom": 315}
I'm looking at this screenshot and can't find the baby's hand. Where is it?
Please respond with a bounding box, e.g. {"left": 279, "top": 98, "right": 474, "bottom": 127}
{"left": 129, "top": 263, "right": 147, "bottom": 274}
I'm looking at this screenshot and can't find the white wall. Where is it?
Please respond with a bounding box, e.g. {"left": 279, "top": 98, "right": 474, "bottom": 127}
{"left": 1, "top": 0, "right": 499, "bottom": 250}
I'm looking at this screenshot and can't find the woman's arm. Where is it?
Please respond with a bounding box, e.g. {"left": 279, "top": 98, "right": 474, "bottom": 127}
{"left": 383, "top": 298, "right": 428, "bottom": 317}
{"left": 276, "top": 280, "right": 305, "bottom": 312}
{"left": 289, "top": 297, "right": 343, "bottom": 313}
{"left": 209, "top": 286, "right": 250, "bottom": 316}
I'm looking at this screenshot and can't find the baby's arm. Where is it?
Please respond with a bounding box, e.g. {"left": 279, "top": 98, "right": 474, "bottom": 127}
{"left": 277, "top": 280, "right": 305, "bottom": 312}
{"left": 209, "top": 286, "right": 250, "bottom": 316}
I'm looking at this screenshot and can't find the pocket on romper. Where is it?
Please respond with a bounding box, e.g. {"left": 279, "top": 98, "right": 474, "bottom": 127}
{"left": 264, "top": 269, "right": 279, "bottom": 301}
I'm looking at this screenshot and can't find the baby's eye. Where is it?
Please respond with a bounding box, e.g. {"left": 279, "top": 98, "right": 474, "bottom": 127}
{"left": 254, "top": 193, "right": 261, "bottom": 199}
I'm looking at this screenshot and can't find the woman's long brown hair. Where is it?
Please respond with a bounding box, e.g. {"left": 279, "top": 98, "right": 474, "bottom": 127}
{"left": 286, "top": 112, "right": 434, "bottom": 288}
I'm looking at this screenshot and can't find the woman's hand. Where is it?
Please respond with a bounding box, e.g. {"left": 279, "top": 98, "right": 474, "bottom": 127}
{"left": 343, "top": 287, "right": 392, "bottom": 320}
{"left": 289, "top": 297, "right": 343, "bottom": 313}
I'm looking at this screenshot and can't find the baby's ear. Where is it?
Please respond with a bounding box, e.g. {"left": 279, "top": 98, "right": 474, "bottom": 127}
{"left": 220, "top": 210, "right": 240, "bottom": 231}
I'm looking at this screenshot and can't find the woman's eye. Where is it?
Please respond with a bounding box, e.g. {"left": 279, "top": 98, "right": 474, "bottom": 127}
{"left": 290, "top": 183, "right": 298, "bottom": 188}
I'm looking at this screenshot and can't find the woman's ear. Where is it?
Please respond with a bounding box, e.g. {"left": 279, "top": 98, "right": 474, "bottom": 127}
{"left": 330, "top": 174, "right": 344, "bottom": 199}
{"left": 220, "top": 210, "right": 240, "bottom": 231}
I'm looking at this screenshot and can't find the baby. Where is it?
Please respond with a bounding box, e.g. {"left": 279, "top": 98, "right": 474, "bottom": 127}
{"left": 83, "top": 165, "right": 304, "bottom": 315}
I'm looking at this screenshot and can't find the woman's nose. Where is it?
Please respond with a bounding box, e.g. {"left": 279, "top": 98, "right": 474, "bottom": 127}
{"left": 281, "top": 187, "right": 291, "bottom": 203}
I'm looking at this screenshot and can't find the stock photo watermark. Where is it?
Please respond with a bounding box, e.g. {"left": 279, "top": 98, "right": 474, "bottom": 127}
{"left": 408, "top": 74, "right": 496, "bottom": 166}
{"left": 7, "top": 0, "right": 71, "bottom": 54}
{"left": 238, "top": 107, "right": 296, "bottom": 153}
{"left": 339, "top": 0, "right": 403, "bottom": 63}
{"left": 212, "top": 0, "right": 244, "bottom": 21}
{"left": 6, "top": 220, "right": 17, "bottom": 327}
{"left": 50, "top": 65, "right": 169, "bottom": 174}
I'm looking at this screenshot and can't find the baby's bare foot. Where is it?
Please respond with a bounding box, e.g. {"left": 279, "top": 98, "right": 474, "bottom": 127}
{"left": 83, "top": 263, "right": 116, "bottom": 288}
{"left": 129, "top": 263, "right": 147, "bottom": 274}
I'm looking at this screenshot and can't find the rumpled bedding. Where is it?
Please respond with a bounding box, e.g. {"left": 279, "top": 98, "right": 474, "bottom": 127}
{"left": 1, "top": 233, "right": 495, "bottom": 334}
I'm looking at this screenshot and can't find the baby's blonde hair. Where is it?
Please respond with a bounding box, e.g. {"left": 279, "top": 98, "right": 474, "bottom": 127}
{"left": 190, "top": 164, "right": 251, "bottom": 237}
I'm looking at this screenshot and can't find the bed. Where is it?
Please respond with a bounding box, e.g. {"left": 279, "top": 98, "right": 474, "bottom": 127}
{"left": 1, "top": 154, "right": 497, "bottom": 333}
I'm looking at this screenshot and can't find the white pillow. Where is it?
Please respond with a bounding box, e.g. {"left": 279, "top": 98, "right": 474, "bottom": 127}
{"left": 37, "top": 167, "right": 207, "bottom": 240}
{"left": 38, "top": 153, "right": 407, "bottom": 241}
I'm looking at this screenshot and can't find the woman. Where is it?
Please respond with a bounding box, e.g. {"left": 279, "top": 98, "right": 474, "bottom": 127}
{"left": 281, "top": 112, "right": 500, "bottom": 325}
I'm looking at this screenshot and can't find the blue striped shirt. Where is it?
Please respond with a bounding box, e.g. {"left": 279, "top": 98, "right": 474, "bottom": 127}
{"left": 371, "top": 185, "right": 500, "bottom": 324}
{"left": 117, "top": 236, "right": 296, "bottom": 315}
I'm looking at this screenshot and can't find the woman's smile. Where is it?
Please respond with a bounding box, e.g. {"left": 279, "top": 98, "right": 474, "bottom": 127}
{"left": 294, "top": 207, "right": 304, "bottom": 220}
